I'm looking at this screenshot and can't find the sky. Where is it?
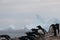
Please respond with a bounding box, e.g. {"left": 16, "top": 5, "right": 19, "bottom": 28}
{"left": 0, "top": 0, "right": 60, "bottom": 31}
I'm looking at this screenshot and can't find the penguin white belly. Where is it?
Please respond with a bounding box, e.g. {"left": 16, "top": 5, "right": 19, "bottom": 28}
{"left": 38, "top": 29, "right": 44, "bottom": 34}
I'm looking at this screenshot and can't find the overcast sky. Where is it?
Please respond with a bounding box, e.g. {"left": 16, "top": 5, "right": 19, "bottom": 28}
{"left": 0, "top": 0, "right": 60, "bottom": 30}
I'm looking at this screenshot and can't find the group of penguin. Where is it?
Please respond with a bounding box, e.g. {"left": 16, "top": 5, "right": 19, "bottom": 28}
{"left": 0, "top": 35, "right": 11, "bottom": 40}
{"left": 19, "top": 25, "right": 47, "bottom": 40}
{"left": 49, "top": 23, "right": 59, "bottom": 36}
{"left": 0, "top": 25, "right": 46, "bottom": 40}
{"left": 0, "top": 23, "right": 59, "bottom": 40}
{"left": 19, "top": 23, "right": 60, "bottom": 40}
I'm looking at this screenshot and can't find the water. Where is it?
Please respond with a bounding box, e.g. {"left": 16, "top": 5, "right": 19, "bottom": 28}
{"left": 0, "top": 32, "right": 26, "bottom": 38}
{"left": 0, "top": 30, "right": 27, "bottom": 38}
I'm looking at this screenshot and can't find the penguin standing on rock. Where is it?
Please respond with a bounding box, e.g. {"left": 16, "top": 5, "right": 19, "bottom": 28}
{"left": 55, "top": 23, "right": 59, "bottom": 34}
{"left": 55, "top": 23, "right": 59, "bottom": 36}
{"left": 37, "top": 25, "right": 47, "bottom": 35}
{"left": 50, "top": 24, "right": 59, "bottom": 36}
{"left": 51, "top": 24, "right": 57, "bottom": 36}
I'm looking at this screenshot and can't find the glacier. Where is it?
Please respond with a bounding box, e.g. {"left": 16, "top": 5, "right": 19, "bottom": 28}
{"left": 25, "top": 15, "right": 60, "bottom": 32}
